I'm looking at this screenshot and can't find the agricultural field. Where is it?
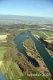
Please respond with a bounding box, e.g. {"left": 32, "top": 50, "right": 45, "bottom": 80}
{"left": 0, "top": 32, "right": 7, "bottom": 61}
{"left": 0, "top": 47, "right": 6, "bottom": 60}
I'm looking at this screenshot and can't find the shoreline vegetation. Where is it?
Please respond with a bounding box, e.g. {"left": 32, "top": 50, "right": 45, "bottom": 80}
{"left": 23, "top": 38, "right": 51, "bottom": 76}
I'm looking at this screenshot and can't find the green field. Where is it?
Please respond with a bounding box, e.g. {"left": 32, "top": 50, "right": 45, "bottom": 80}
{"left": 0, "top": 32, "right": 7, "bottom": 35}
{"left": 32, "top": 31, "right": 47, "bottom": 39}
{"left": 1, "top": 61, "right": 23, "bottom": 80}
{"left": 46, "top": 31, "right": 53, "bottom": 35}
{"left": 0, "top": 47, "right": 6, "bottom": 60}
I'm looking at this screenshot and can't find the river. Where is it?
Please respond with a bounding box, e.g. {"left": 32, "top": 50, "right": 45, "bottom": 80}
{"left": 0, "top": 72, "right": 5, "bottom": 80}
{"left": 14, "top": 31, "right": 53, "bottom": 78}
{"left": 14, "top": 32, "right": 39, "bottom": 67}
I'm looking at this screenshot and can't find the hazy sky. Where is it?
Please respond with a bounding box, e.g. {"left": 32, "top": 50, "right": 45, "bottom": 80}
{"left": 0, "top": 0, "right": 53, "bottom": 17}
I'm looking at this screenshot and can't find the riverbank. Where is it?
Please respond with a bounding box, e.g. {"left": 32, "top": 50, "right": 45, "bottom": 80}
{"left": 23, "top": 41, "right": 50, "bottom": 76}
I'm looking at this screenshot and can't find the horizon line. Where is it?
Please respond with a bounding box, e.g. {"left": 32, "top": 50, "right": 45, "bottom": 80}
{"left": 0, "top": 14, "right": 53, "bottom": 18}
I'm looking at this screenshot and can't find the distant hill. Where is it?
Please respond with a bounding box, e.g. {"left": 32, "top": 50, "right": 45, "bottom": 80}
{"left": 0, "top": 15, "right": 53, "bottom": 25}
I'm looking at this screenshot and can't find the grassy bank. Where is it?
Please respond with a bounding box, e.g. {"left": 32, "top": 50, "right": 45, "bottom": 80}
{"left": 0, "top": 47, "right": 6, "bottom": 60}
